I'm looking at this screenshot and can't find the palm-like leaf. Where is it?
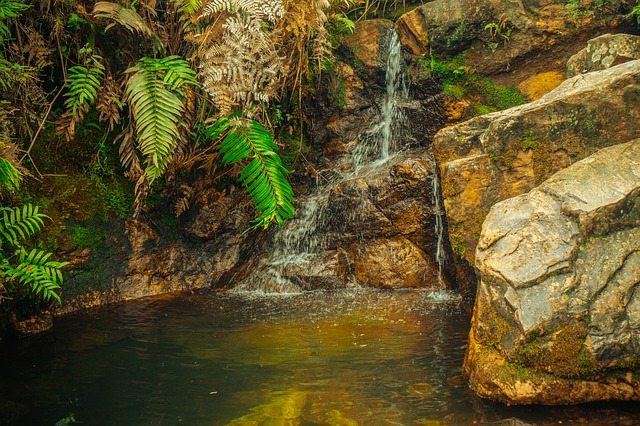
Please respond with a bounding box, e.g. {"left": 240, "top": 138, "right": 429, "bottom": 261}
{"left": 93, "top": 2, "right": 154, "bottom": 35}
{"left": 0, "top": 0, "right": 29, "bottom": 44}
{"left": 125, "top": 56, "right": 199, "bottom": 181}
{"left": 208, "top": 114, "right": 294, "bottom": 229}
{"left": 0, "top": 204, "right": 47, "bottom": 249}
{"left": 2, "top": 248, "right": 68, "bottom": 303}
{"left": 63, "top": 65, "right": 104, "bottom": 118}
{"left": 0, "top": 157, "right": 21, "bottom": 191}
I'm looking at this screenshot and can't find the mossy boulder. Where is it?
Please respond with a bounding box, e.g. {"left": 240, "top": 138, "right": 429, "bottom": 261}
{"left": 464, "top": 139, "right": 640, "bottom": 404}
{"left": 433, "top": 59, "right": 640, "bottom": 288}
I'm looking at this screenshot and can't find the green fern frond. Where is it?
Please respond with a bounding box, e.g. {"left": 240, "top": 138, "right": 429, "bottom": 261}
{"left": 0, "top": 204, "right": 47, "bottom": 248}
{"left": 93, "top": 2, "right": 154, "bottom": 36}
{"left": 0, "top": 157, "right": 21, "bottom": 191}
{"left": 63, "top": 65, "right": 104, "bottom": 118}
{"left": 208, "top": 114, "right": 294, "bottom": 229}
{"left": 0, "top": 0, "right": 30, "bottom": 44}
{"left": 2, "top": 248, "right": 68, "bottom": 303}
{"left": 125, "top": 56, "right": 199, "bottom": 181}
{"left": 175, "top": 0, "right": 203, "bottom": 15}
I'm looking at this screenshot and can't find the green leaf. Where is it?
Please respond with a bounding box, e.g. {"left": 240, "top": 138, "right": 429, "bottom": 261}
{"left": 124, "top": 56, "right": 198, "bottom": 181}
{"left": 211, "top": 115, "right": 294, "bottom": 230}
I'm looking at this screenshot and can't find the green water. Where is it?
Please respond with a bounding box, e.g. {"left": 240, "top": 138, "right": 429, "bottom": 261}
{"left": 1, "top": 290, "right": 640, "bottom": 425}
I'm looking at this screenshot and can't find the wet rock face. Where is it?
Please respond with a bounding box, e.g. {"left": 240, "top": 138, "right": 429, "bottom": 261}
{"left": 568, "top": 33, "right": 640, "bottom": 77}
{"left": 433, "top": 59, "right": 640, "bottom": 288}
{"left": 115, "top": 190, "right": 253, "bottom": 298}
{"left": 464, "top": 139, "right": 640, "bottom": 405}
{"left": 258, "top": 153, "right": 448, "bottom": 291}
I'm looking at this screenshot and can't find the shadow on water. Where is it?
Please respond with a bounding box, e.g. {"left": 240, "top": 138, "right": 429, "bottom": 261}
{"left": 1, "top": 290, "right": 640, "bottom": 425}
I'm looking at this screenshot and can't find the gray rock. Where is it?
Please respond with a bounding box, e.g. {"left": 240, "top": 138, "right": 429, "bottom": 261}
{"left": 434, "top": 59, "right": 640, "bottom": 291}
{"left": 465, "top": 139, "right": 640, "bottom": 405}
{"left": 567, "top": 33, "right": 640, "bottom": 77}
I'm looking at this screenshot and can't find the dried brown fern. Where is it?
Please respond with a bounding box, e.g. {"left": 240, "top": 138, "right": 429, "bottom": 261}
{"left": 96, "top": 75, "right": 122, "bottom": 133}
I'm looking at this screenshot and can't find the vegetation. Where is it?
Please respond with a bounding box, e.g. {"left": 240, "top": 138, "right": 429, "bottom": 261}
{"left": 424, "top": 52, "right": 528, "bottom": 117}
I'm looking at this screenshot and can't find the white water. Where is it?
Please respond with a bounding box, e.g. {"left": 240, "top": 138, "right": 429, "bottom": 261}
{"left": 432, "top": 166, "right": 447, "bottom": 287}
{"left": 236, "top": 31, "right": 433, "bottom": 292}
{"left": 351, "top": 32, "right": 409, "bottom": 170}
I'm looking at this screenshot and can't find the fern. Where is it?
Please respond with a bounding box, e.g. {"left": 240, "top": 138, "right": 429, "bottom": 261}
{"left": 57, "top": 50, "right": 105, "bottom": 141}
{"left": 93, "top": 2, "right": 154, "bottom": 35}
{"left": 208, "top": 113, "right": 294, "bottom": 229}
{"left": 0, "top": 204, "right": 46, "bottom": 248}
{"left": 0, "top": 204, "right": 66, "bottom": 304}
{"left": 0, "top": 156, "right": 21, "bottom": 191}
{"left": 2, "top": 248, "right": 67, "bottom": 303}
{"left": 0, "top": 0, "right": 30, "bottom": 44}
{"left": 125, "top": 56, "right": 199, "bottom": 181}
{"left": 64, "top": 65, "right": 104, "bottom": 117}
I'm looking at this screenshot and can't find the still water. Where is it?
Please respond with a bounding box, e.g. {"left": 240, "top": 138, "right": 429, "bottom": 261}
{"left": 2, "top": 290, "right": 640, "bottom": 425}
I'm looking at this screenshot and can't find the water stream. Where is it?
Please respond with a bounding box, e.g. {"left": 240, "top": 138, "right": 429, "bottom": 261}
{"left": 2, "top": 290, "right": 640, "bottom": 425}
{"left": 237, "top": 31, "right": 430, "bottom": 292}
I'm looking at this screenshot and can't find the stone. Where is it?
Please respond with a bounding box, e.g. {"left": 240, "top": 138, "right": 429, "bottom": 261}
{"left": 567, "top": 33, "right": 640, "bottom": 77}
{"left": 516, "top": 71, "right": 564, "bottom": 101}
{"left": 237, "top": 151, "right": 455, "bottom": 292}
{"left": 433, "top": 59, "right": 640, "bottom": 287}
{"left": 464, "top": 139, "right": 640, "bottom": 405}
{"left": 395, "top": 0, "right": 634, "bottom": 92}
{"left": 395, "top": 7, "right": 430, "bottom": 56}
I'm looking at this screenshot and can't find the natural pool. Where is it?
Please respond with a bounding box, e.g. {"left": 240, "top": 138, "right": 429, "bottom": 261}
{"left": 1, "top": 289, "right": 640, "bottom": 425}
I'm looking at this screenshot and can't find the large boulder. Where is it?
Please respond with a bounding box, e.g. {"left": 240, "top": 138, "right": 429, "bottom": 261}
{"left": 464, "top": 139, "right": 640, "bottom": 405}
{"left": 433, "top": 59, "right": 640, "bottom": 289}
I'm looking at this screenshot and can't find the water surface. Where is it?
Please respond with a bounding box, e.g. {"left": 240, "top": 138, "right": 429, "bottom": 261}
{"left": 1, "top": 290, "right": 640, "bottom": 425}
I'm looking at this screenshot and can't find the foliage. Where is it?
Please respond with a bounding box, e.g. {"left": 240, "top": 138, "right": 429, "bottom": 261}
{"left": 630, "top": 1, "right": 640, "bottom": 23}
{"left": 0, "top": 0, "right": 29, "bottom": 44}
{"left": 208, "top": 114, "right": 295, "bottom": 229}
{"left": 0, "top": 156, "right": 21, "bottom": 191}
{"left": 484, "top": 15, "right": 512, "bottom": 45}
{"left": 0, "top": 204, "right": 67, "bottom": 304}
{"left": 57, "top": 48, "right": 105, "bottom": 141}
{"left": 124, "top": 56, "right": 199, "bottom": 181}
{"left": 425, "top": 52, "right": 527, "bottom": 117}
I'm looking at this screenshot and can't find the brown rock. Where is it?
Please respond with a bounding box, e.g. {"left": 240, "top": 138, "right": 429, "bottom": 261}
{"left": 395, "top": 8, "right": 429, "bottom": 56}
{"left": 345, "top": 19, "right": 395, "bottom": 71}
{"left": 465, "top": 139, "right": 640, "bottom": 404}
{"left": 353, "top": 236, "right": 439, "bottom": 289}
{"left": 434, "top": 59, "right": 640, "bottom": 279}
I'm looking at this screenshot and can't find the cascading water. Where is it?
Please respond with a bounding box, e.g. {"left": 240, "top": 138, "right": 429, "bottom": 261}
{"left": 236, "top": 30, "right": 444, "bottom": 292}
{"left": 432, "top": 168, "right": 446, "bottom": 287}
{"left": 351, "top": 32, "right": 409, "bottom": 169}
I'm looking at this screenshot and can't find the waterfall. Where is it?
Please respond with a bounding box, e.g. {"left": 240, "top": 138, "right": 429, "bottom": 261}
{"left": 432, "top": 168, "right": 446, "bottom": 287}
{"left": 235, "top": 31, "right": 430, "bottom": 293}
{"left": 351, "top": 31, "right": 410, "bottom": 169}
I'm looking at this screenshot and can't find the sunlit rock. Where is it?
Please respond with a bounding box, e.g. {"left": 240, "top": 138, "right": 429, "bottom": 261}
{"left": 464, "top": 139, "right": 640, "bottom": 404}
{"left": 434, "top": 59, "right": 640, "bottom": 289}
{"left": 568, "top": 33, "right": 640, "bottom": 77}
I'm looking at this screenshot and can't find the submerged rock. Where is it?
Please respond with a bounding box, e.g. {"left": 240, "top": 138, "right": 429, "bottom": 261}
{"left": 433, "top": 59, "right": 640, "bottom": 289}
{"left": 464, "top": 139, "right": 640, "bottom": 405}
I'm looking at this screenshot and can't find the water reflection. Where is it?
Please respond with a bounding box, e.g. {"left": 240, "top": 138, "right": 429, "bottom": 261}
{"left": 1, "top": 290, "right": 640, "bottom": 425}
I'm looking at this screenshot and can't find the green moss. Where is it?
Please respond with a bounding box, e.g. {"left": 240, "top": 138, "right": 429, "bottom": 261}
{"left": 515, "top": 322, "right": 604, "bottom": 379}
{"left": 474, "top": 76, "right": 528, "bottom": 110}
{"left": 519, "top": 131, "right": 540, "bottom": 151}
{"left": 452, "top": 235, "right": 466, "bottom": 256}
{"left": 424, "top": 52, "right": 527, "bottom": 118}
{"left": 68, "top": 225, "right": 106, "bottom": 250}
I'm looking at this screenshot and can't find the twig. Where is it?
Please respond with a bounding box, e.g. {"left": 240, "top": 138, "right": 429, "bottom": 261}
{"left": 20, "top": 85, "right": 65, "bottom": 164}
